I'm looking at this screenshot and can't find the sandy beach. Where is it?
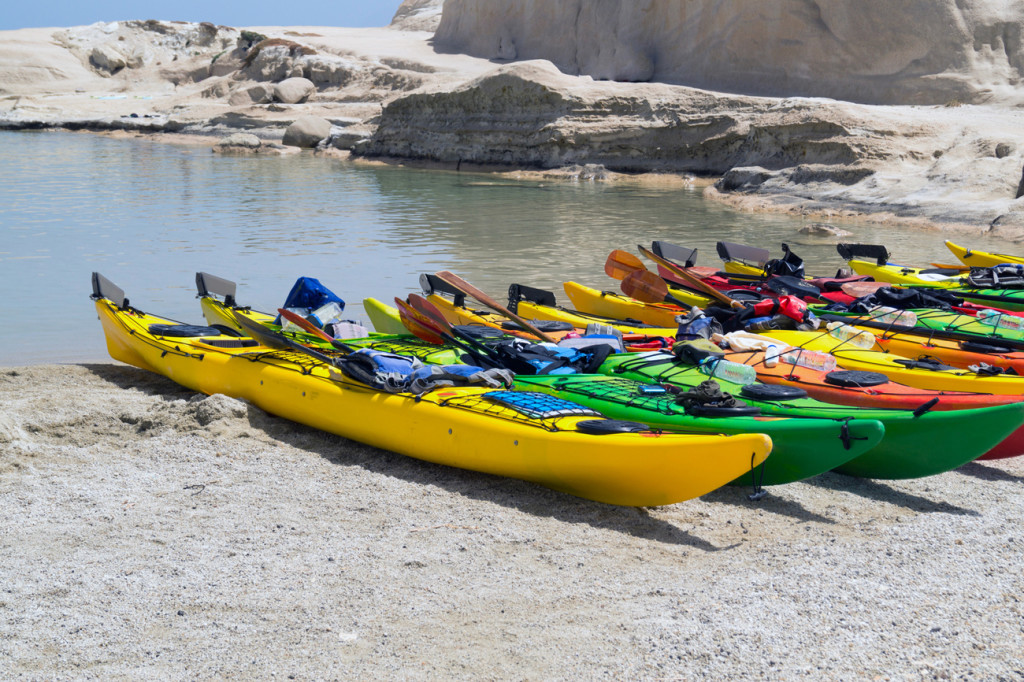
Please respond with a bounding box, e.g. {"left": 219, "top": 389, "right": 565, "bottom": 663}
{"left": 2, "top": 362, "right": 1023, "bottom": 679}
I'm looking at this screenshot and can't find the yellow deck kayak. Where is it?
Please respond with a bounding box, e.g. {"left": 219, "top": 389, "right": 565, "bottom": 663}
{"left": 94, "top": 279, "right": 770, "bottom": 506}
{"left": 563, "top": 281, "right": 684, "bottom": 328}
{"left": 947, "top": 240, "right": 1024, "bottom": 268}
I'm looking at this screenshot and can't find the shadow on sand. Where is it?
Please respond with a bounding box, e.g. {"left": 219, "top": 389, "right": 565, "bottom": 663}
{"left": 802, "top": 472, "right": 980, "bottom": 517}
{"left": 956, "top": 460, "right": 1024, "bottom": 484}
{"left": 85, "top": 363, "right": 742, "bottom": 551}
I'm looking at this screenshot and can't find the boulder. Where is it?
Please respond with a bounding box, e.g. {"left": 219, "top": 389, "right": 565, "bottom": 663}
{"left": 283, "top": 116, "right": 333, "bottom": 148}
{"left": 717, "top": 167, "right": 775, "bottom": 192}
{"left": 325, "top": 124, "right": 374, "bottom": 151}
{"left": 89, "top": 44, "right": 127, "bottom": 73}
{"left": 228, "top": 83, "right": 274, "bottom": 106}
{"left": 273, "top": 77, "right": 316, "bottom": 104}
{"left": 798, "top": 223, "right": 852, "bottom": 238}
{"left": 214, "top": 133, "right": 262, "bottom": 151}
{"left": 1018, "top": 165, "right": 1024, "bottom": 200}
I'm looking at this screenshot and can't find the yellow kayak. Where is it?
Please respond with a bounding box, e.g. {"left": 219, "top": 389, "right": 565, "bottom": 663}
{"left": 845, "top": 259, "right": 964, "bottom": 288}
{"left": 93, "top": 275, "right": 771, "bottom": 507}
{"left": 947, "top": 240, "right": 1024, "bottom": 268}
{"left": 563, "top": 281, "right": 684, "bottom": 328}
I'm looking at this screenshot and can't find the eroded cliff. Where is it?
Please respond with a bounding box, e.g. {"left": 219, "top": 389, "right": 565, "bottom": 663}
{"left": 434, "top": 0, "right": 1024, "bottom": 106}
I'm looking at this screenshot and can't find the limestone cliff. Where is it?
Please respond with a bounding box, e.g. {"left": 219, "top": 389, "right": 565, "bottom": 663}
{"left": 434, "top": 0, "right": 1024, "bottom": 106}
{"left": 390, "top": 0, "right": 445, "bottom": 32}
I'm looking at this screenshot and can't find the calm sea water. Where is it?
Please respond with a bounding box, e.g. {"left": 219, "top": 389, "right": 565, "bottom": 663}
{"left": 1, "top": 130, "right": 1018, "bottom": 366}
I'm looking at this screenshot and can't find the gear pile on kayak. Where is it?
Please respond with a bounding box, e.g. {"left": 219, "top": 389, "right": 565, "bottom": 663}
{"left": 91, "top": 238, "right": 1024, "bottom": 507}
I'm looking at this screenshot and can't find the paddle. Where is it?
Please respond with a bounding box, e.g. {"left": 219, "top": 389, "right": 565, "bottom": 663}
{"left": 637, "top": 244, "right": 744, "bottom": 309}
{"left": 393, "top": 297, "right": 450, "bottom": 346}
{"left": 839, "top": 281, "right": 893, "bottom": 298}
{"left": 930, "top": 262, "right": 971, "bottom": 272}
{"left": 620, "top": 269, "right": 691, "bottom": 308}
{"left": 277, "top": 307, "right": 356, "bottom": 353}
{"left": 408, "top": 293, "right": 505, "bottom": 364}
{"left": 231, "top": 310, "right": 343, "bottom": 367}
{"left": 605, "top": 249, "right": 646, "bottom": 280}
{"left": 394, "top": 296, "right": 500, "bottom": 368}
{"left": 434, "top": 270, "right": 557, "bottom": 343}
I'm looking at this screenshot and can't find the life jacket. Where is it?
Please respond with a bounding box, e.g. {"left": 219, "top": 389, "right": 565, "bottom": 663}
{"left": 744, "top": 295, "right": 813, "bottom": 324}
{"left": 489, "top": 339, "right": 613, "bottom": 376}
{"left": 762, "top": 243, "right": 805, "bottom": 279}
{"left": 340, "top": 348, "right": 513, "bottom": 394}
{"left": 966, "top": 265, "right": 1024, "bottom": 289}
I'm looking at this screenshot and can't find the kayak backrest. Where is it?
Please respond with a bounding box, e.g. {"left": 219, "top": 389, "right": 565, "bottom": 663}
{"left": 419, "top": 273, "right": 465, "bottom": 306}
{"left": 651, "top": 240, "right": 698, "bottom": 267}
{"left": 91, "top": 272, "right": 126, "bottom": 309}
{"left": 717, "top": 241, "right": 770, "bottom": 266}
{"left": 195, "top": 272, "right": 237, "bottom": 306}
{"left": 507, "top": 283, "right": 557, "bottom": 312}
{"left": 836, "top": 243, "right": 890, "bottom": 265}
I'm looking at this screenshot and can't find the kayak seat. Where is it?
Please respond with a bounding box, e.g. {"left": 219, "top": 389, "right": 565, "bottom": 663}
{"left": 823, "top": 370, "right": 889, "bottom": 387}
{"left": 739, "top": 383, "right": 809, "bottom": 401}
{"left": 149, "top": 324, "right": 223, "bottom": 337}
{"left": 499, "top": 320, "right": 574, "bottom": 333}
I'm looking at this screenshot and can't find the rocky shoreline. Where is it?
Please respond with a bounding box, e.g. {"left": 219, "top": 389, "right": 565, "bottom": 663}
{"left": 2, "top": 8, "right": 1024, "bottom": 239}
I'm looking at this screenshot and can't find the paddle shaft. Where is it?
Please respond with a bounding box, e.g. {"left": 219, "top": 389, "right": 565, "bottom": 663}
{"left": 434, "top": 270, "right": 557, "bottom": 343}
{"left": 638, "top": 245, "right": 742, "bottom": 308}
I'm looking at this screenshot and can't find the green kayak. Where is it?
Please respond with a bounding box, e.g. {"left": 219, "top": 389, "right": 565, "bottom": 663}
{"left": 596, "top": 352, "right": 1024, "bottom": 479}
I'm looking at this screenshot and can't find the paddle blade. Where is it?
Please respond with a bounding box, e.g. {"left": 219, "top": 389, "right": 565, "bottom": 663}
{"left": 394, "top": 297, "right": 448, "bottom": 345}
{"left": 277, "top": 308, "right": 334, "bottom": 343}
{"left": 408, "top": 294, "right": 454, "bottom": 331}
{"left": 621, "top": 270, "right": 671, "bottom": 304}
{"left": 638, "top": 244, "right": 741, "bottom": 308}
{"left": 840, "top": 281, "right": 891, "bottom": 298}
{"left": 605, "top": 250, "right": 646, "bottom": 280}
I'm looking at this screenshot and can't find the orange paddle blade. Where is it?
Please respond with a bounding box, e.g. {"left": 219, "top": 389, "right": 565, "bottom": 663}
{"left": 394, "top": 297, "right": 447, "bottom": 345}
{"left": 638, "top": 244, "right": 740, "bottom": 308}
{"left": 621, "top": 270, "right": 671, "bottom": 304}
{"left": 605, "top": 250, "right": 646, "bottom": 280}
{"left": 408, "top": 294, "right": 454, "bottom": 331}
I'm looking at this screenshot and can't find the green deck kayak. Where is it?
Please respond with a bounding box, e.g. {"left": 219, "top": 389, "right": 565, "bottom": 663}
{"left": 597, "top": 352, "right": 1024, "bottom": 479}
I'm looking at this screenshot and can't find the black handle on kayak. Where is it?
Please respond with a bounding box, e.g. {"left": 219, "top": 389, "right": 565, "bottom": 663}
{"left": 912, "top": 397, "right": 940, "bottom": 418}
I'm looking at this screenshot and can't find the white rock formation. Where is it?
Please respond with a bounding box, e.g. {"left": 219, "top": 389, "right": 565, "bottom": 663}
{"left": 1, "top": 16, "right": 1022, "bottom": 235}
{"left": 390, "top": 0, "right": 445, "bottom": 32}
{"left": 434, "top": 0, "right": 1024, "bottom": 105}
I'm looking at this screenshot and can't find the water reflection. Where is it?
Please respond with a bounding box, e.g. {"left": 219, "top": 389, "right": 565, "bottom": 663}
{"left": 0, "top": 130, "right": 1018, "bottom": 365}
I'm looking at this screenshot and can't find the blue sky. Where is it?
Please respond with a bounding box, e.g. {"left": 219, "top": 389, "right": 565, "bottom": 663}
{"left": 2, "top": 1, "right": 405, "bottom": 31}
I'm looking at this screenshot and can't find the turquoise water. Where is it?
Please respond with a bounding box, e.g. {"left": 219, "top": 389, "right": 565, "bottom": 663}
{"left": 1, "top": 130, "right": 1017, "bottom": 365}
